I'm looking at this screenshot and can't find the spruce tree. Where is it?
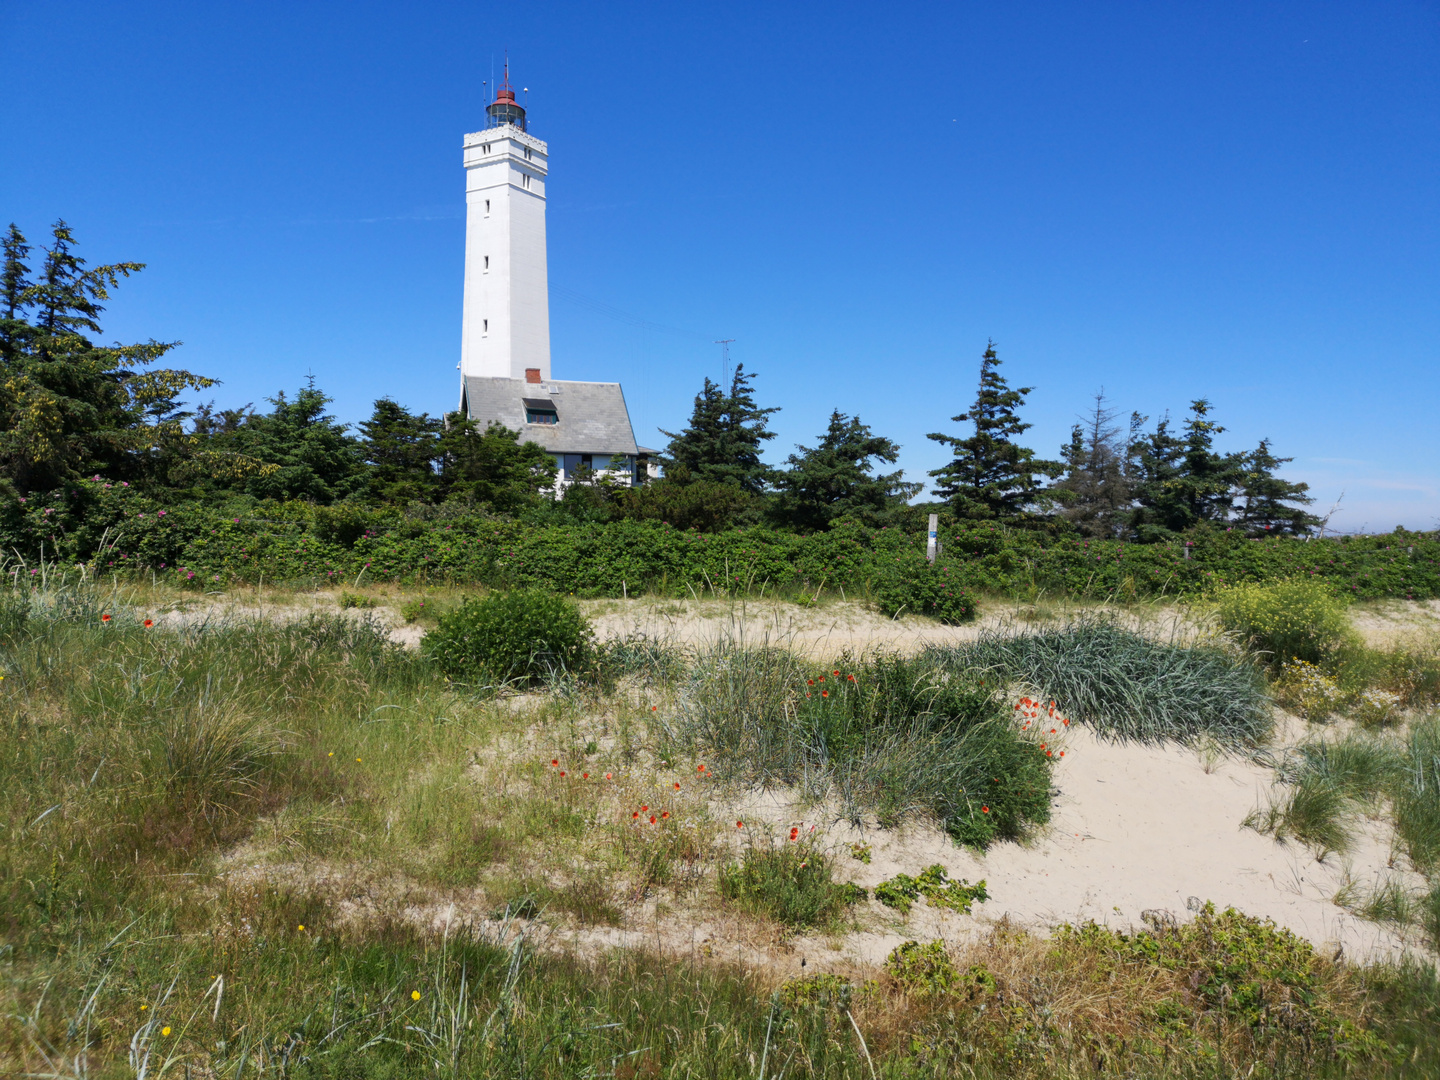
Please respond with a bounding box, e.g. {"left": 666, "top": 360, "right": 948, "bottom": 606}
{"left": 436, "top": 414, "right": 557, "bottom": 512}
{"left": 1, "top": 223, "right": 33, "bottom": 365}
{"left": 1235, "top": 438, "right": 1320, "bottom": 535}
{"left": 359, "top": 397, "right": 442, "bottom": 499}
{"left": 1128, "top": 400, "right": 1242, "bottom": 537}
{"left": 772, "top": 410, "right": 919, "bottom": 530}
{"left": 1053, "top": 390, "right": 1129, "bottom": 538}
{"left": 658, "top": 364, "right": 779, "bottom": 494}
{"left": 217, "top": 380, "right": 366, "bottom": 503}
{"left": 0, "top": 221, "right": 215, "bottom": 491}
{"left": 927, "top": 342, "right": 1063, "bottom": 520}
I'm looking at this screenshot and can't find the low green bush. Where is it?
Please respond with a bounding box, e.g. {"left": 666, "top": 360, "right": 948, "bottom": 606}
{"left": 663, "top": 649, "right": 1052, "bottom": 847}
{"left": 718, "top": 838, "right": 863, "bottom": 929}
{"left": 884, "top": 940, "right": 962, "bottom": 996}
{"left": 874, "top": 553, "right": 978, "bottom": 624}
{"left": 874, "top": 864, "right": 989, "bottom": 916}
{"left": 932, "top": 618, "right": 1271, "bottom": 747}
{"left": 422, "top": 589, "right": 593, "bottom": 685}
{"left": 1214, "top": 578, "right": 1358, "bottom": 667}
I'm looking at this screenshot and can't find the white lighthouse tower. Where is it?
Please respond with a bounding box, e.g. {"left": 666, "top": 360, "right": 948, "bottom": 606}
{"left": 460, "top": 68, "right": 550, "bottom": 381}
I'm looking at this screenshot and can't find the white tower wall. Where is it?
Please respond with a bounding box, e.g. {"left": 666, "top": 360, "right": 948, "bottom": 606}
{"left": 460, "top": 126, "right": 550, "bottom": 380}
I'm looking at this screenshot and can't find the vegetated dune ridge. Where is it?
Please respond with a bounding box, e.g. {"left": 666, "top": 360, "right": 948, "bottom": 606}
{"left": 176, "top": 590, "right": 1434, "bottom": 967}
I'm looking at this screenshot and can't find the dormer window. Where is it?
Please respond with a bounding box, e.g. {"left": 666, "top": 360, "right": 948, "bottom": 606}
{"left": 523, "top": 397, "right": 558, "bottom": 425}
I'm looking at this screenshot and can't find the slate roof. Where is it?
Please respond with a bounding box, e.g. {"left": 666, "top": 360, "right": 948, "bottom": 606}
{"left": 460, "top": 376, "right": 639, "bottom": 455}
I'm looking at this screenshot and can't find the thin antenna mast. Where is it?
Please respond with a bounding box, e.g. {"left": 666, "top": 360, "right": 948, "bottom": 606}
{"left": 714, "top": 339, "right": 736, "bottom": 385}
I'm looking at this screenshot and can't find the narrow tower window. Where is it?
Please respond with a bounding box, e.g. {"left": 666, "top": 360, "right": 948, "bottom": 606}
{"left": 522, "top": 174, "right": 531, "bottom": 190}
{"left": 483, "top": 319, "right": 488, "bottom": 333}
{"left": 485, "top": 199, "right": 490, "bottom": 214}
{"left": 484, "top": 255, "right": 489, "bottom": 270}
{"left": 524, "top": 146, "right": 533, "bottom": 160}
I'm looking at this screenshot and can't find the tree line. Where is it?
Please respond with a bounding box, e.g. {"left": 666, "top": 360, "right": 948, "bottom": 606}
{"left": 2, "top": 221, "right": 1319, "bottom": 539}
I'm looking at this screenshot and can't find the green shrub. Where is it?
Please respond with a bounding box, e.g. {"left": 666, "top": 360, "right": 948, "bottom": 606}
{"left": 338, "top": 590, "right": 376, "bottom": 609}
{"left": 874, "top": 864, "right": 988, "bottom": 916}
{"left": 718, "top": 838, "right": 862, "bottom": 929}
{"left": 663, "top": 649, "right": 1051, "bottom": 847}
{"left": 1214, "top": 578, "right": 1358, "bottom": 667}
{"left": 422, "top": 589, "right": 593, "bottom": 685}
{"left": 875, "top": 553, "right": 977, "bottom": 624}
{"left": 933, "top": 617, "right": 1271, "bottom": 747}
{"left": 884, "top": 940, "right": 959, "bottom": 996}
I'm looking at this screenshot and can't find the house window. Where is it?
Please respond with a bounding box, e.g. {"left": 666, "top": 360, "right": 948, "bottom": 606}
{"left": 526, "top": 408, "right": 558, "bottom": 425}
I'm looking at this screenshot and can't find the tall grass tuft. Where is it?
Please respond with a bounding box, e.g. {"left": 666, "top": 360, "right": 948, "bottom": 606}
{"left": 929, "top": 616, "right": 1271, "bottom": 747}
{"left": 1251, "top": 733, "right": 1406, "bottom": 860}
{"left": 1397, "top": 714, "right": 1440, "bottom": 875}
{"left": 663, "top": 644, "right": 1050, "bottom": 845}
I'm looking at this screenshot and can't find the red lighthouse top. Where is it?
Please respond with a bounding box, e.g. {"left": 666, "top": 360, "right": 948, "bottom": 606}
{"left": 486, "top": 63, "right": 527, "bottom": 131}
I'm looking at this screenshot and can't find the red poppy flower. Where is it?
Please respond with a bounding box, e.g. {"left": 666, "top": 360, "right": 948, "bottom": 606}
{"left": 981, "top": 806, "right": 990, "bottom": 813}
{"left": 833, "top": 670, "right": 840, "bottom": 676}
{"left": 551, "top": 759, "right": 559, "bottom": 767}
{"left": 789, "top": 827, "right": 799, "bottom": 840}
{"left": 101, "top": 614, "right": 111, "bottom": 623}
{"left": 661, "top": 811, "right": 669, "bottom": 819}
{"left": 582, "top": 772, "right": 589, "bottom": 779}
{"left": 821, "top": 690, "right": 829, "bottom": 698}
{"left": 697, "top": 765, "right": 705, "bottom": 773}
{"left": 848, "top": 675, "right": 855, "bottom": 682}
{"left": 633, "top": 811, "right": 640, "bottom": 819}
{"left": 1060, "top": 751, "right": 1065, "bottom": 757}
{"left": 559, "top": 770, "right": 566, "bottom": 777}
{"left": 649, "top": 815, "right": 656, "bottom": 824}
{"left": 651, "top": 706, "right": 657, "bottom": 711}
{"left": 807, "top": 679, "right": 814, "bottom": 685}
{"left": 605, "top": 772, "right": 613, "bottom": 779}
{"left": 641, "top": 805, "right": 648, "bottom": 812}
{"left": 1045, "top": 751, "right": 1052, "bottom": 757}
{"left": 736, "top": 820, "right": 744, "bottom": 828}
{"left": 143, "top": 619, "right": 154, "bottom": 628}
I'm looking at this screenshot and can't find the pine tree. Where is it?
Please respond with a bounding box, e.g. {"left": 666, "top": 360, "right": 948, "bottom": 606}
{"left": 658, "top": 364, "right": 779, "bottom": 494}
{"left": 772, "top": 410, "right": 920, "bottom": 530}
{"left": 927, "top": 342, "right": 1063, "bottom": 520}
{"left": 1235, "top": 438, "right": 1320, "bottom": 535}
{"left": 1053, "top": 391, "right": 1129, "bottom": 538}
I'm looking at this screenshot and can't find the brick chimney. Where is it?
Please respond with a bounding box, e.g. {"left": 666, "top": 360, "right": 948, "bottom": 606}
{"left": 525, "top": 368, "right": 542, "bottom": 384}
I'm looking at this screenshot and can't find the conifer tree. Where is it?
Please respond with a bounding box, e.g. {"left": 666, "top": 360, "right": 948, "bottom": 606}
{"left": 1053, "top": 390, "right": 1129, "bottom": 538}
{"left": 0, "top": 221, "right": 215, "bottom": 491}
{"left": 1, "top": 223, "right": 33, "bottom": 365}
{"left": 1235, "top": 438, "right": 1320, "bottom": 535}
{"left": 658, "top": 364, "right": 779, "bottom": 494}
{"left": 217, "top": 380, "right": 366, "bottom": 502}
{"left": 927, "top": 342, "right": 1063, "bottom": 520}
{"left": 1128, "top": 400, "right": 1242, "bottom": 537}
{"left": 437, "top": 414, "right": 557, "bottom": 512}
{"left": 772, "top": 410, "right": 919, "bottom": 530}
{"left": 359, "top": 397, "right": 442, "bottom": 499}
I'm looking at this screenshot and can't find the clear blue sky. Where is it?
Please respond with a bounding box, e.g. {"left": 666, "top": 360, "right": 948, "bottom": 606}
{"left": 4, "top": 1, "right": 1437, "bottom": 530}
